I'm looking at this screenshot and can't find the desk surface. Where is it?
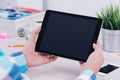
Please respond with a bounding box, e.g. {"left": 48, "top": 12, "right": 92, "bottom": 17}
{"left": 0, "top": 12, "right": 120, "bottom": 80}
{"left": 26, "top": 52, "right": 120, "bottom": 80}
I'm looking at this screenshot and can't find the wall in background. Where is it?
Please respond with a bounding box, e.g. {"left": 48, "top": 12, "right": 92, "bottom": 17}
{"left": 0, "top": 0, "right": 120, "bottom": 16}
{"left": 16, "top": 0, "right": 43, "bottom": 10}
{"left": 0, "top": 0, "right": 17, "bottom": 9}
{"left": 0, "top": 0, "right": 42, "bottom": 10}
{"left": 43, "top": 0, "right": 120, "bottom": 16}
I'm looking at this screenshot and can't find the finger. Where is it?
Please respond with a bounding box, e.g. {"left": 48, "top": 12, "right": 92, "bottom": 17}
{"left": 34, "top": 26, "right": 41, "bottom": 34}
{"left": 39, "top": 54, "right": 57, "bottom": 60}
{"left": 43, "top": 55, "right": 57, "bottom": 60}
{"left": 38, "top": 52, "right": 57, "bottom": 58}
{"left": 80, "top": 63, "right": 85, "bottom": 72}
{"left": 29, "top": 27, "right": 41, "bottom": 41}
{"left": 79, "top": 61, "right": 84, "bottom": 65}
{"left": 50, "top": 56, "right": 57, "bottom": 60}
{"left": 93, "top": 42, "right": 102, "bottom": 51}
{"left": 93, "top": 43, "right": 96, "bottom": 49}
{"left": 96, "top": 43, "right": 102, "bottom": 51}
{"left": 42, "top": 56, "right": 57, "bottom": 64}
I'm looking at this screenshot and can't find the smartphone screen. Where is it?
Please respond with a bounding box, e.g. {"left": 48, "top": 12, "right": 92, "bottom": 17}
{"left": 99, "top": 64, "right": 119, "bottom": 74}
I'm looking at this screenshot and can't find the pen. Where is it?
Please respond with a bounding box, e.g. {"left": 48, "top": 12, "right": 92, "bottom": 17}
{"left": 8, "top": 44, "right": 25, "bottom": 47}
{"left": 36, "top": 21, "right": 43, "bottom": 23}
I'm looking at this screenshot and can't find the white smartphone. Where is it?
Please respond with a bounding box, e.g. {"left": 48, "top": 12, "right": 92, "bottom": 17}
{"left": 98, "top": 63, "right": 119, "bottom": 76}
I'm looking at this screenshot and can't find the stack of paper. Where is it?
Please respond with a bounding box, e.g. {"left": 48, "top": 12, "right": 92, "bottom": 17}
{"left": 0, "top": 8, "right": 43, "bottom": 32}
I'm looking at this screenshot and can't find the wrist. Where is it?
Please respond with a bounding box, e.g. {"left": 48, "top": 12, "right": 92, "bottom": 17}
{"left": 84, "top": 65, "right": 98, "bottom": 74}
{"left": 75, "top": 69, "right": 96, "bottom": 80}
{"left": 24, "top": 54, "right": 33, "bottom": 67}
{"left": 22, "top": 50, "right": 30, "bottom": 67}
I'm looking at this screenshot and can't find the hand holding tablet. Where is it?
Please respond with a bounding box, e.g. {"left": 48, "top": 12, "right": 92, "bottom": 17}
{"left": 35, "top": 10, "right": 103, "bottom": 62}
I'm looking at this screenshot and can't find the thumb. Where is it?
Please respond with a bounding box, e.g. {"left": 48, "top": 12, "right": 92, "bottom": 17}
{"left": 29, "top": 27, "right": 41, "bottom": 42}
{"left": 93, "top": 43, "right": 97, "bottom": 50}
{"left": 93, "top": 42, "right": 101, "bottom": 50}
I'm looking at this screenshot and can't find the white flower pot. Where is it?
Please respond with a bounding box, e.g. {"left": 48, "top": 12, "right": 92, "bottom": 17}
{"left": 102, "top": 28, "right": 120, "bottom": 53}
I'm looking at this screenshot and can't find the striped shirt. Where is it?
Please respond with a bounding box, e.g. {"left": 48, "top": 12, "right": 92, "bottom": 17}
{"left": 0, "top": 49, "right": 96, "bottom": 80}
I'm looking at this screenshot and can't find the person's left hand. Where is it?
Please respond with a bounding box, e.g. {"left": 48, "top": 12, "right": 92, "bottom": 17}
{"left": 79, "top": 43, "right": 104, "bottom": 74}
{"left": 23, "top": 27, "right": 57, "bottom": 67}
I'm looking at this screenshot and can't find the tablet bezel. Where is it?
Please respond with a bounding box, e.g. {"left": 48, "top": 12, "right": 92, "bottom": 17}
{"left": 35, "top": 10, "right": 103, "bottom": 62}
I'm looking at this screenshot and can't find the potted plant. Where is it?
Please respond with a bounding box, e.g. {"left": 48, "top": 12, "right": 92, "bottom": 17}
{"left": 97, "top": 4, "right": 120, "bottom": 53}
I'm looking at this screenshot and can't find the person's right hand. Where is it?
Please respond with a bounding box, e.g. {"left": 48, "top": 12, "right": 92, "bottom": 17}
{"left": 80, "top": 43, "right": 104, "bottom": 74}
{"left": 23, "top": 27, "right": 57, "bottom": 67}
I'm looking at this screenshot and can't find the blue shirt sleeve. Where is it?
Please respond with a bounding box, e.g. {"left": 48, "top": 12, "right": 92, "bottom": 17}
{"left": 0, "top": 49, "right": 29, "bottom": 80}
{"left": 11, "top": 51, "right": 28, "bottom": 73}
{"left": 75, "top": 69, "right": 96, "bottom": 80}
{"left": 1, "top": 48, "right": 97, "bottom": 80}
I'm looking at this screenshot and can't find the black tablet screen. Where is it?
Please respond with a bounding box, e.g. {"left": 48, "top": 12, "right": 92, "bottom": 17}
{"left": 35, "top": 10, "right": 102, "bottom": 62}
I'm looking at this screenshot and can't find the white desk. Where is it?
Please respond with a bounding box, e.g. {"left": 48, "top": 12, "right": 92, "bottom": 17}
{"left": 0, "top": 37, "right": 120, "bottom": 80}
{"left": 0, "top": 12, "right": 120, "bottom": 80}
{"left": 26, "top": 52, "right": 120, "bottom": 80}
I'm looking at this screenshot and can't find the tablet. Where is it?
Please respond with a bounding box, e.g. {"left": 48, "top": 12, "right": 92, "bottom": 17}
{"left": 35, "top": 10, "right": 103, "bottom": 62}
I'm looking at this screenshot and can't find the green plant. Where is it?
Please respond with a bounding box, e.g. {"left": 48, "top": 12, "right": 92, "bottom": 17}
{"left": 97, "top": 4, "right": 120, "bottom": 30}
